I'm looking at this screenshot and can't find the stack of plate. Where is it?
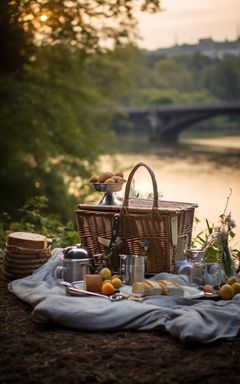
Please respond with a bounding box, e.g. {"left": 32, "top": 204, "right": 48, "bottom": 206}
{"left": 2, "top": 232, "right": 51, "bottom": 281}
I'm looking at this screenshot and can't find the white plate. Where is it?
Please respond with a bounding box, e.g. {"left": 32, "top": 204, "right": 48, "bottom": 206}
{"left": 72, "top": 282, "right": 205, "bottom": 300}
{"left": 120, "top": 285, "right": 204, "bottom": 299}
{"left": 181, "top": 286, "right": 204, "bottom": 299}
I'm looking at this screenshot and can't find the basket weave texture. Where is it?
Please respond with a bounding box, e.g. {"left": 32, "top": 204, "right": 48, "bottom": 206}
{"left": 76, "top": 162, "right": 198, "bottom": 275}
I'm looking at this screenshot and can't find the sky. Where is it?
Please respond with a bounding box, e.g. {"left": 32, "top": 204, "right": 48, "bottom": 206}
{"left": 136, "top": 0, "right": 240, "bottom": 50}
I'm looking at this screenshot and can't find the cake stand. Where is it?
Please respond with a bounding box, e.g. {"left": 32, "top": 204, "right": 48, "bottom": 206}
{"left": 92, "top": 183, "right": 124, "bottom": 206}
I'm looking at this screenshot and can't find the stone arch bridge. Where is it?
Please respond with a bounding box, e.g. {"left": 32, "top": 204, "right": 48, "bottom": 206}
{"left": 116, "top": 102, "right": 240, "bottom": 142}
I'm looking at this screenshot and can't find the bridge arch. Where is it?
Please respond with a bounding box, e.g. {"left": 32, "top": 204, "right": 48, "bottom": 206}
{"left": 155, "top": 110, "right": 240, "bottom": 142}
{"left": 116, "top": 102, "right": 240, "bottom": 142}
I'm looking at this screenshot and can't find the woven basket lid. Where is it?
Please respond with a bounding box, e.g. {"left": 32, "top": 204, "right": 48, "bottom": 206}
{"left": 7, "top": 232, "right": 48, "bottom": 250}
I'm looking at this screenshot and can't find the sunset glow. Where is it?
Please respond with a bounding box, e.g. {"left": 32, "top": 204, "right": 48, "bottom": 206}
{"left": 40, "top": 14, "right": 48, "bottom": 22}
{"left": 137, "top": 0, "right": 240, "bottom": 49}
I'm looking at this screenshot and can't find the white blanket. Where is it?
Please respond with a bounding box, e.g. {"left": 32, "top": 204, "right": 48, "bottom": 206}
{"left": 8, "top": 249, "right": 240, "bottom": 344}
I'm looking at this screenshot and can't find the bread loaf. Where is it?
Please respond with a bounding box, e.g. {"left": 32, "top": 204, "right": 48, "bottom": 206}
{"left": 132, "top": 279, "right": 184, "bottom": 297}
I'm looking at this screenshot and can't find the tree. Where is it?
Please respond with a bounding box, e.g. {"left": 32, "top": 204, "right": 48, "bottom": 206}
{"left": 0, "top": 45, "right": 130, "bottom": 219}
{"left": 202, "top": 56, "right": 240, "bottom": 100}
{"left": 0, "top": 1, "right": 162, "bottom": 220}
{"left": 0, "top": 1, "right": 32, "bottom": 72}
{"left": 1, "top": 0, "right": 161, "bottom": 73}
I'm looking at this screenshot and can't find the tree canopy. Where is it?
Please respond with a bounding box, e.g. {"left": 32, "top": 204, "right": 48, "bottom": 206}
{"left": 0, "top": 0, "right": 161, "bottom": 220}
{"left": 1, "top": 0, "right": 161, "bottom": 73}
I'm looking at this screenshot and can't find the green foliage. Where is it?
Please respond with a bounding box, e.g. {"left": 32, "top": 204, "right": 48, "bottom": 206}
{"left": 0, "top": 47, "right": 136, "bottom": 221}
{"left": 202, "top": 56, "right": 240, "bottom": 100}
{"left": 0, "top": 1, "right": 33, "bottom": 72}
{"left": 122, "top": 51, "right": 240, "bottom": 106}
{"left": 192, "top": 216, "right": 240, "bottom": 271}
{"left": 0, "top": 196, "right": 80, "bottom": 256}
{"left": 0, "top": 44, "right": 134, "bottom": 220}
{"left": 132, "top": 87, "right": 215, "bottom": 106}
{"left": 0, "top": 1, "right": 162, "bottom": 221}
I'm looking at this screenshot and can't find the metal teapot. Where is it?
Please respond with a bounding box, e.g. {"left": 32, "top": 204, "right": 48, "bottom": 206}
{"left": 63, "top": 244, "right": 94, "bottom": 261}
{"left": 55, "top": 244, "right": 95, "bottom": 282}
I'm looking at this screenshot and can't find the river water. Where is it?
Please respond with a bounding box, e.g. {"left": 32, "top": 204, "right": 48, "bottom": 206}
{"left": 98, "top": 132, "right": 240, "bottom": 248}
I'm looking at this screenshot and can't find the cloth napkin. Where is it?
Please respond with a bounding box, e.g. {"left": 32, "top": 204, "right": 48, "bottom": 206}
{"left": 8, "top": 248, "right": 240, "bottom": 345}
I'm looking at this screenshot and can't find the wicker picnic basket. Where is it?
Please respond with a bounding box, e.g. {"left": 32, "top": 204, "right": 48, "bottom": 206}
{"left": 76, "top": 162, "right": 198, "bottom": 275}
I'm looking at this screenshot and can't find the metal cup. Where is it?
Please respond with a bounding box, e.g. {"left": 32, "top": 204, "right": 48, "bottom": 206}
{"left": 119, "top": 254, "right": 145, "bottom": 285}
{"left": 54, "top": 258, "right": 94, "bottom": 283}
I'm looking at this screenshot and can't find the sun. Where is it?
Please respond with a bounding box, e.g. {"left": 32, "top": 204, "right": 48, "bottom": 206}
{"left": 40, "top": 14, "right": 48, "bottom": 22}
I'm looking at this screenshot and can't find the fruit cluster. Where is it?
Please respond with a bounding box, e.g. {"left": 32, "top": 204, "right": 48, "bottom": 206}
{"left": 89, "top": 171, "right": 125, "bottom": 184}
{"left": 202, "top": 275, "right": 240, "bottom": 300}
{"left": 218, "top": 276, "right": 240, "bottom": 300}
{"left": 99, "top": 267, "right": 122, "bottom": 295}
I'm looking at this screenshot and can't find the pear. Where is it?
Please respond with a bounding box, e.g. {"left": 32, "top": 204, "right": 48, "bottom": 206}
{"left": 99, "top": 267, "right": 112, "bottom": 281}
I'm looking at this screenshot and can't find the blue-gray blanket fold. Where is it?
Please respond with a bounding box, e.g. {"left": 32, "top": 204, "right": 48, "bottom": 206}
{"left": 8, "top": 249, "right": 240, "bottom": 344}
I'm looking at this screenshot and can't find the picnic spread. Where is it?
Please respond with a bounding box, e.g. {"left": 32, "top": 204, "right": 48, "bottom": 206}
{"left": 4, "top": 162, "right": 240, "bottom": 344}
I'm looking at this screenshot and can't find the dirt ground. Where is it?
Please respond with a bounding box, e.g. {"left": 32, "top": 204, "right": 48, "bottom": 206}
{"left": 1, "top": 270, "right": 240, "bottom": 384}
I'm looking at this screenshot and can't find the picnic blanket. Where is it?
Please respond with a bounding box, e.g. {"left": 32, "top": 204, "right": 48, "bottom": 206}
{"left": 8, "top": 248, "right": 240, "bottom": 345}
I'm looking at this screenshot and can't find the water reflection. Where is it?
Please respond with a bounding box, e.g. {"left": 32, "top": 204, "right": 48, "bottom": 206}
{"left": 113, "top": 132, "right": 240, "bottom": 168}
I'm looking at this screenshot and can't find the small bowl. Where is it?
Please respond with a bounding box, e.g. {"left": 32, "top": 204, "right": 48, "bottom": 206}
{"left": 92, "top": 183, "right": 123, "bottom": 193}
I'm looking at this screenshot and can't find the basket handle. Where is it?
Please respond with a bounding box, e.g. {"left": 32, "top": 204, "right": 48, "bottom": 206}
{"left": 122, "top": 162, "right": 159, "bottom": 209}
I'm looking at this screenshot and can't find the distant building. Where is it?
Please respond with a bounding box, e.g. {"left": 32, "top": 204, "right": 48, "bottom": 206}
{"left": 148, "top": 38, "right": 240, "bottom": 59}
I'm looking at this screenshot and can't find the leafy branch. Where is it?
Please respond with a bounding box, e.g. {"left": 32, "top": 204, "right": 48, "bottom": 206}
{"left": 192, "top": 189, "right": 240, "bottom": 274}
{"left": 0, "top": 195, "right": 80, "bottom": 260}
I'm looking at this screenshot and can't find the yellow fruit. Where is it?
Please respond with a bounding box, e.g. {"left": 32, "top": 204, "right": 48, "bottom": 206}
{"left": 227, "top": 276, "right": 238, "bottom": 286}
{"left": 111, "top": 274, "right": 120, "bottom": 280}
{"left": 219, "top": 284, "right": 234, "bottom": 300}
{"left": 111, "top": 277, "right": 122, "bottom": 289}
{"left": 232, "top": 282, "right": 240, "bottom": 295}
{"left": 101, "top": 282, "right": 115, "bottom": 296}
{"left": 102, "top": 279, "right": 112, "bottom": 285}
{"left": 203, "top": 284, "right": 214, "bottom": 293}
{"left": 99, "top": 267, "right": 112, "bottom": 281}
